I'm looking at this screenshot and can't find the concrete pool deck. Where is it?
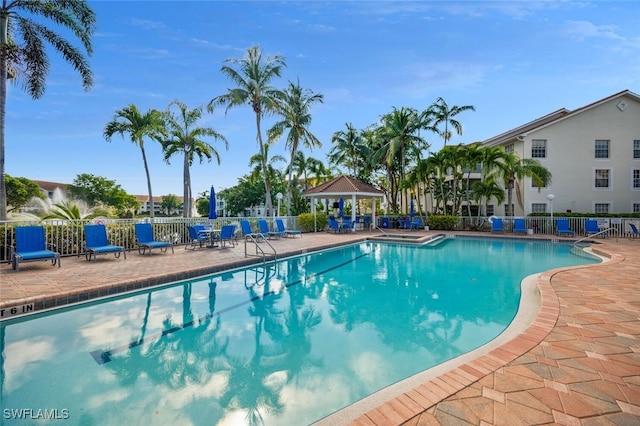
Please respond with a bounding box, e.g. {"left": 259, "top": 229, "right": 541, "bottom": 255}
{"left": 1, "top": 230, "right": 639, "bottom": 425}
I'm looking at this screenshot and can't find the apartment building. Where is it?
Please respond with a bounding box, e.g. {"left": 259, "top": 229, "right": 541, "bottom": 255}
{"left": 482, "top": 89, "right": 640, "bottom": 216}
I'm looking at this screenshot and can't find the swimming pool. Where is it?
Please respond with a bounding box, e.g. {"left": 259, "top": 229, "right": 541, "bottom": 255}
{"left": 0, "top": 237, "right": 599, "bottom": 425}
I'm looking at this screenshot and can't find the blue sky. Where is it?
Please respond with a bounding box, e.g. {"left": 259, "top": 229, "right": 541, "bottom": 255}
{"left": 6, "top": 1, "right": 639, "bottom": 198}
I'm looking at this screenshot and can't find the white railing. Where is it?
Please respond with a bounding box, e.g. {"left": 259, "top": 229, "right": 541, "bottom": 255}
{"left": 0, "top": 216, "right": 299, "bottom": 263}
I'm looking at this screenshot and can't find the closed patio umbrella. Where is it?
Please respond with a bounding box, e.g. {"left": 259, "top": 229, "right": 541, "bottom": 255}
{"left": 410, "top": 199, "right": 415, "bottom": 217}
{"left": 208, "top": 186, "right": 217, "bottom": 220}
{"left": 338, "top": 197, "right": 344, "bottom": 218}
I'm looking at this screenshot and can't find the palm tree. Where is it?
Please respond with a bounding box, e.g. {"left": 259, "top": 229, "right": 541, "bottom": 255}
{"left": 329, "top": 123, "right": 368, "bottom": 178}
{"left": 471, "top": 175, "right": 505, "bottom": 219}
{"left": 160, "top": 100, "right": 228, "bottom": 217}
{"left": 268, "top": 80, "right": 323, "bottom": 216}
{"left": 41, "top": 200, "right": 101, "bottom": 220}
{"left": 248, "top": 144, "right": 286, "bottom": 185}
{"left": 209, "top": 45, "right": 285, "bottom": 217}
{"left": 496, "top": 153, "right": 552, "bottom": 216}
{"left": 425, "top": 150, "right": 451, "bottom": 214}
{"left": 460, "top": 143, "right": 484, "bottom": 220}
{"left": 429, "top": 97, "right": 475, "bottom": 146}
{"left": 104, "top": 104, "right": 165, "bottom": 218}
{"left": 373, "top": 107, "right": 423, "bottom": 212}
{"left": 0, "top": 1, "right": 96, "bottom": 220}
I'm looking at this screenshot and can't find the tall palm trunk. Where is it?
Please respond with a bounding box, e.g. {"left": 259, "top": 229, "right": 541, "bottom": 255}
{"left": 0, "top": 56, "right": 6, "bottom": 221}
{"left": 507, "top": 176, "right": 515, "bottom": 216}
{"left": 0, "top": 13, "right": 8, "bottom": 220}
{"left": 286, "top": 147, "right": 298, "bottom": 217}
{"left": 140, "top": 144, "right": 154, "bottom": 219}
{"left": 255, "top": 114, "right": 273, "bottom": 217}
{"left": 183, "top": 152, "right": 191, "bottom": 217}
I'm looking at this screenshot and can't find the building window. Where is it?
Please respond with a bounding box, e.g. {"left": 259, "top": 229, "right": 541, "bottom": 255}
{"left": 595, "top": 140, "right": 610, "bottom": 159}
{"left": 486, "top": 205, "right": 494, "bottom": 216}
{"left": 595, "top": 203, "right": 610, "bottom": 214}
{"left": 594, "top": 169, "right": 610, "bottom": 188}
{"left": 633, "top": 169, "right": 640, "bottom": 189}
{"left": 531, "top": 178, "right": 547, "bottom": 188}
{"left": 504, "top": 204, "right": 514, "bottom": 216}
{"left": 504, "top": 144, "right": 514, "bottom": 155}
{"left": 634, "top": 140, "right": 640, "bottom": 159}
{"left": 531, "top": 203, "right": 546, "bottom": 213}
{"left": 634, "top": 203, "right": 640, "bottom": 213}
{"left": 531, "top": 139, "right": 546, "bottom": 158}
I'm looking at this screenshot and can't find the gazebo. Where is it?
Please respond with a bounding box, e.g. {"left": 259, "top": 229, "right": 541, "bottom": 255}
{"left": 302, "top": 175, "right": 385, "bottom": 231}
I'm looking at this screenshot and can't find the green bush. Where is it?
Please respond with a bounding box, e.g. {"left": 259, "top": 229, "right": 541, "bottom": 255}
{"left": 426, "top": 215, "right": 459, "bottom": 230}
{"left": 297, "top": 213, "right": 328, "bottom": 232}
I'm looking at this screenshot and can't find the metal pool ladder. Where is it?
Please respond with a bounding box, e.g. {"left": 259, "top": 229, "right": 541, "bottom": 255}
{"left": 244, "top": 234, "right": 277, "bottom": 263}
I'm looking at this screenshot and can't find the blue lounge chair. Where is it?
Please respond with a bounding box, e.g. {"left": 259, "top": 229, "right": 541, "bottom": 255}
{"left": 584, "top": 219, "right": 604, "bottom": 237}
{"left": 328, "top": 217, "right": 340, "bottom": 233}
{"left": 276, "top": 218, "right": 301, "bottom": 238}
{"left": 186, "top": 225, "right": 208, "bottom": 249}
{"left": 555, "top": 219, "right": 575, "bottom": 237}
{"left": 11, "top": 226, "right": 60, "bottom": 271}
{"left": 628, "top": 223, "right": 640, "bottom": 239}
{"left": 134, "top": 223, "right": 174, "bottom": 255}
{"left": 491, "top": 218, "right": 504, "bottom": 233}
{"left": 409, "top": 217, "right": 421, "bottom": 230}
{"left": 214, "top": 224, "right": 236, "bottom": 248}
{"left": 258, "top": 219, "right": 284, "bottom": 239}
{"left": 240, "top": 220, "right": 266, "bottom": 241}
{"left": 84, "top": 224, "right": 126, "bottom": 261}
{"left": 513, "top": 218, "right": 527, "bottom": 234}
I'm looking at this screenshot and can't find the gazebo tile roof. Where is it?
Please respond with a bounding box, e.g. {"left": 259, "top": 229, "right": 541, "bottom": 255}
{"left": 303, "top": 175, "right": 383, "bottom": 196}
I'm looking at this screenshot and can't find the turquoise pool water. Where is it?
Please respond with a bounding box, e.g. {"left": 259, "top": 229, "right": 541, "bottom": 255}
{"left": 0, "top": 237, "right": 599, "bottom": 425}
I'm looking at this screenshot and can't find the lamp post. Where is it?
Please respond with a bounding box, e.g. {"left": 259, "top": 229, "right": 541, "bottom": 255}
{"left": 276, "top": 192, "right": 283, "bottom": 218}
{"left": 547, "top": 194, "right": 555, "bottom": 234}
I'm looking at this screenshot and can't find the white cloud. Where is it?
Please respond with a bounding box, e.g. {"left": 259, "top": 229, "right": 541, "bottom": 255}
{"left": 564, "top": 20, "right": 624, "bottom": 41}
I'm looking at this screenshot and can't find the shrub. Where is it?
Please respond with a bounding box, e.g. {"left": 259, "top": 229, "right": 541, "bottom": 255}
{"left": 297, "top": 213, "right": 328, "bottom": 232}
{"left": 426, "top": 215, "right": 459, "bottom": 230}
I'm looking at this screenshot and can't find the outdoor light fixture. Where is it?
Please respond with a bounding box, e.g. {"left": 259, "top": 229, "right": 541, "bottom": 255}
{"left": 547, "top": 194, "right": 555, "bottom": 230}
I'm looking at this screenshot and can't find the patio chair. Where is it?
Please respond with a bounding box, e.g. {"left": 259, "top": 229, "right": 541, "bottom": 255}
{"left": 258, "top": 219, "right": 284, "bottom": 239}
{"left": 328, "top": 217, "right": 340, "bottom": 233}
{"left": 342, "top": 218, "right": 354, "bottom": 233}
{"left": 11, "top": 226, "right": 61, "bottom": 271}
{"left": 491, "top": 218, "right": 504, "bottom": 233}
{"left": 555, "top": 219, "right": 575, "bottom": 237}
{"left": 240, "top": 220, "right": 266, "bottom": 241}
{"left": 186, "top": 225, "right": 208, "bottom": 249}
{"left": 214, "top": 224, "right": 236, "bottom": 248}
{"left": 275, "top": 218, "right": 301, "bottom": 238}
{"left": 409, "top": 217, "right": 421, "bottom": 231}
{"left": 134, "top": 223, "right": 174, "bottom": 255}
{"left": 584, "top": 219, "right": 605, "bottom": 237}
{"left": 84, "top": 224, "right": 126, "bottom": 261}
{"left": 513, "top": 218, "right": 527, "bottom": 234}
{"left": 363, "top": 216, "right": 371, "bottom": 229}
{"left": 628, "top": 223, "right": 640, "bottom": 239}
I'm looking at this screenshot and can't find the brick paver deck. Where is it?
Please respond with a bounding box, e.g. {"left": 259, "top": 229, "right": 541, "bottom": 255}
{"left": 2, "top": 230, "right": 639, "bottom": 425}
